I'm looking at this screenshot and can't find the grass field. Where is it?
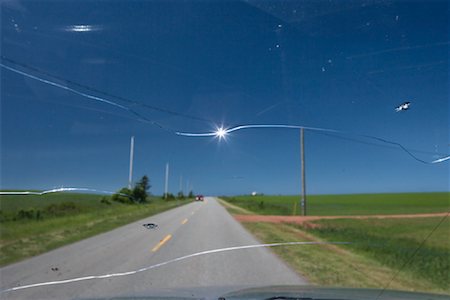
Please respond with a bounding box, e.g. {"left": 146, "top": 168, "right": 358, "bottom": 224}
{"left": 222, "top": 193, "right": 449, "bottom": 294}
{"left": 222, "top": 192, "right": 449, "bottom": 216}
{"left": 243, "top": 217, "right": 449, "bottom": 294}
{"left": 303, "top": 217, "right": 449, "bottom": 290}
{"left": 0, "top": 193, "right": 109, "bottom": 211}
{"left": 0, "top": 193, "right": 188, "bottom": 266}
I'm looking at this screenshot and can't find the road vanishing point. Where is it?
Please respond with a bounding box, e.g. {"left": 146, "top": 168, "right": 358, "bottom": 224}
{"left": 0, "top": 197, "right": 306, "bottom": 299}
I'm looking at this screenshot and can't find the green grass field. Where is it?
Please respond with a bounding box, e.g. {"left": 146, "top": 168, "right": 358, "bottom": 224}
{"left": 243, "top": 217, "right": 449, "bottom": 294}
{"left": 223, "top": 193, "right": 449, "bottom": 294}
{"left": 0, "top": 193, "right": 108, "bottom": 211}
{"left": 222, "top": 192, "right": 449, "bottom": 216}
{"left": 302, "top": 217, "right": 449, "bottom": 290}
{"left": 0, "top": 193, "right": 188, "bottom": 266}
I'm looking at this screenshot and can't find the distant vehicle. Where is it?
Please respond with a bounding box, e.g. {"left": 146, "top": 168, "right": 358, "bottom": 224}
{"left": 195, "top": 195, "right": 204, "bottom": 201}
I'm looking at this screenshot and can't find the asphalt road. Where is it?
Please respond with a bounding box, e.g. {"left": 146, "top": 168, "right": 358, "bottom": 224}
{"left": 0, "top": 197, "right": 306, "bottom": 299}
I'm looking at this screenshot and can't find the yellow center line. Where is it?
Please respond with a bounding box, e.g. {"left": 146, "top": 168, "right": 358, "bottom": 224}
{"left": 181, "top": 218, "right": 188, "bottom": 225}
{"left": 151, "top": 234, "right": 172, "bottom": 252}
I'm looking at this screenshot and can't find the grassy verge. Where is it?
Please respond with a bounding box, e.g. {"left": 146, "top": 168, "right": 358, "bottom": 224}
{"left": 220, "top": 193, "right": 449, "bottom": 294}
{"left": 222, "top": 192, "right": 449, "bottom": 216}
{"left": 0, "top": 194, "right": 188, "bottom": 266}
{"left": 217, "top": 198, "right": 253, "bottom": 215}
{"left": 242, "top": 220, "right": 449, "bottom": 295}
{"left": 302, "top": 217, "right": 449, "bottom": 290}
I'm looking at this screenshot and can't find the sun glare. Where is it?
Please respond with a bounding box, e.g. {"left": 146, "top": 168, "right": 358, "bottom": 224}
{"left": 215, "top": 127, "right": 227, "bottom": 140}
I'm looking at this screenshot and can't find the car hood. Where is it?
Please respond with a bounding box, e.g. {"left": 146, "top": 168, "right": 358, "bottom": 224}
{"left": 221, "top": 286, "right": 450, "bottom": 300}
{"left": 80, "top": 285, "right": 449, "bottom": 300}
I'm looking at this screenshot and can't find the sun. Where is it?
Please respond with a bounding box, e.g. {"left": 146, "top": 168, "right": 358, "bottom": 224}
{"left": 215, "top": 127, "right": 227, "bottom": 140}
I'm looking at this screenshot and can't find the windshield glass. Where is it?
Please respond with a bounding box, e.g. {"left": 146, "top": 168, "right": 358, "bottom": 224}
{"left": 1, "top": 1, "right": 449, "bottom": 299}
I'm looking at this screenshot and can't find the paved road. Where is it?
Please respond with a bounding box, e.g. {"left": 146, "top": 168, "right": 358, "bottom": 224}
{"left": 0, "top": 197, "right": 306, "bottom": 299}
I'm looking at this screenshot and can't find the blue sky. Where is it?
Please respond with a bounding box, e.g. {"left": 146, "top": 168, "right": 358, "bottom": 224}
{"left": 1, "top": 0, "right": 448, "bottom": 196}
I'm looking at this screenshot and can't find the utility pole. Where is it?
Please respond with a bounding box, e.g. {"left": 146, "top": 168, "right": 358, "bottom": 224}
{"left": 128, "top": 136, "right": 134, "bottom": 189}
{"left": 300, "top": 128, "right": 307, "bottom": 216}
{"left": 164, "top": 163, "right": 169, "bottom": 199}
{"left": 186, "top": 179, "right": 190, "bottom": 196}
{"left": 179, "top": 175, "right": 183, "bottom": 194}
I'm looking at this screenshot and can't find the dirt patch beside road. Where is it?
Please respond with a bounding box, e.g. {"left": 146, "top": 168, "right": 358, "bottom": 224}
{"left": 234, "top": 212, "right": 448, "bottom": 226}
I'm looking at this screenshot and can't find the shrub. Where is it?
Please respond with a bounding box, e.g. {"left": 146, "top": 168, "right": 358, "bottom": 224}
{"left": 0, "top": 210, "right": 11, "bottom": 222}
{"left": 162, "top": 193, "right": 176, "bottom": 200}
{"left": 112, "top": 188, "right": 134, "bottom": 204}
{"left": 133, "top": 175, "right": 151, "bottom": 203}
{"left": 258, "top": 201, "right": 265, "bottom": 210}
{"left": 132, "top": 186, "right": 146, "bottom": 203}
{"left": 17, "top": 209, "right": 35, "bottom": 220}
{"left": 44, "top": 202, "right": 81, "bottom": 217}
{"left": 100, "top": 197, "right": 111, "bottom": 205}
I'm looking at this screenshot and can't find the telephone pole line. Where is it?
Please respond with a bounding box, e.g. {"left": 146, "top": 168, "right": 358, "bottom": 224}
{"left": 164, "top": 163, "right": 169, "bottom": 199}
{"left": 128, "top": 136, "right": 134, "bottom": 189}
{"left": 186, "top": 179, "right": 190, "bottom": 195}
{"left": 300, "top": 128, "right": 307, "bottom": 216}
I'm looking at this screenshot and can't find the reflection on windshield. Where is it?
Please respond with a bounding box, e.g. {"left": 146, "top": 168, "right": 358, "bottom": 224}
{"left": 1, "top": 0, "right": 448, "bottom": 299}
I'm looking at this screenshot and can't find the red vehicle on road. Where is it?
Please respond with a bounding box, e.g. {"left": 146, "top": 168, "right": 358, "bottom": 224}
{"left": 195, "top": 195, "right": 204, "bottom": 201}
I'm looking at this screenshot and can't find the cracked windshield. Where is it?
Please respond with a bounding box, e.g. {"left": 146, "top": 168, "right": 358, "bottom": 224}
{"left": 1, "top": 1, "right": 449, "bottom": 299}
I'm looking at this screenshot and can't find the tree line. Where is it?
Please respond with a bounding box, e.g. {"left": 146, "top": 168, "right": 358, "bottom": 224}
{"left": 112, "top": 175, "right": 194, "bottom": 204}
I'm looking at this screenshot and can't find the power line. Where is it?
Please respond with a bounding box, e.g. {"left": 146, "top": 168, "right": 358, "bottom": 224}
{"left": 311, "top": 130, "right": 448, "bottom": 157}
{"left": 176, "top": 124, "right": 449, "bottom": 165}
{"left": 2, "top": 57, "right": 448, "bottom": 165}
{"left": 0, "top": 61, "right": 169, "bottom": 131}
{"left": 1, "top": 56, "right": 213, "bottom": 123}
